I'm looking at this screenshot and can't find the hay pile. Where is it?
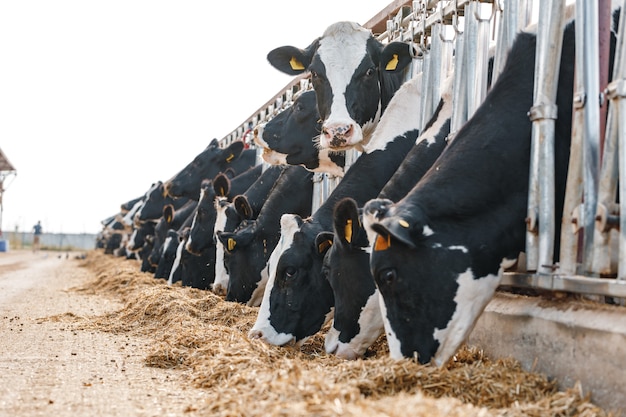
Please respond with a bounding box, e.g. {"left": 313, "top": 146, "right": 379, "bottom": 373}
{"left": 67, "top": 251, "right": 610, "bottom": 417}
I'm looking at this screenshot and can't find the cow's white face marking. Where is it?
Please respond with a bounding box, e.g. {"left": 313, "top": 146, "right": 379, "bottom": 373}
{"left": 432, "top": 267, "right": 501, "bottom": 366}
{"left": 211, "top": 197, "right": 230, "bottom": 294}
{"left": 249, "top": 214, "right": 301, "bottom": 344}
{"left": 317, "top": 22, "right": 374, "bottom": 149}
{"left": 325, "top": 290, "right": 384, "bottom": 360}
{"left": 260, "top": 149, "right": 289, "bottom": 166}
{"left": 167, "top": 239, "right": 185, "bottom": 285}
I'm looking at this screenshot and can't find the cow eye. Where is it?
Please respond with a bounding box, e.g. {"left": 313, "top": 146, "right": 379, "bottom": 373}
{"left": 310, "top": 70, "right": 318, "bottom": 79}
{"left": 365, "top": 67, "right": 376, "bottom": 77}
{"left": 377, "top": 268, "right": 396, "bottom": 286}
{"left": 321, "top": 265, "right": 330, "bottom": 281}
{"left": 285, "top": 266, "right": 297, "bottom": 279}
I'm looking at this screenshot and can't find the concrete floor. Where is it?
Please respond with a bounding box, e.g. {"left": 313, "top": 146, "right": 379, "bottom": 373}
{"left": 469, "top": 291, "right": 626, "bottom": 414}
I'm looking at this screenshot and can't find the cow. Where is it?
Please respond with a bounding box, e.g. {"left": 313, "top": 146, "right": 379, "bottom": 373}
{"left": 126, "top": 219, "right": 157, "bottom": 255}
{"left": 320, "top": 76, "right": 454, "bottom": 360}
{"left": 148, "top": 199, "right": 198, "bottom": 274}
{"left": 254, "top": 90, "right": 346, "bottom": 177}
{"left": 248, "top": 77, "right": 418, "bottom": 346}
{"left": 135, "top": 181, "right": 192, "bottom": 224}
{"left": 363, "top": 14, "right": 587, "bottom": 366}
{"left": 267, "top": 21, "right": 414, "bottom": 151}
{"left": 185, "top": 165, "right": 264, "bottom": 256}
{"left": 215, "top": 165, "right": 314, "bottom": 306}
{"left": 167, "top": 227, "right": 217, "bottom": 289}
{"left": 164, "top": 139, "right": 257, "bottom": 200}
{"left": 208, "top": 165, "right": 288, "bottom": 295}
{"left": 170, "top": 166, "right": 263, "bottom": 289}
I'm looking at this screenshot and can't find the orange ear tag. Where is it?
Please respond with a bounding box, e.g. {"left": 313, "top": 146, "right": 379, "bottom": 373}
{"left": 344, "top": 219, "right": 353, "bottom": 243}
{"left": 374, "top": 234, "right": 391, "bottom": 251}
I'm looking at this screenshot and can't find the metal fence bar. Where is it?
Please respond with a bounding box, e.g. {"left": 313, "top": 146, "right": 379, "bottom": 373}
{"left": 526, "top": 0, "right": 566, "bottom": 274}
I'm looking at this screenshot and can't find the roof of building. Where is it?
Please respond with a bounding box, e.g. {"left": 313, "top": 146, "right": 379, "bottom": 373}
{"left": 0, "top": 147, "right": 16, "bottom": 172}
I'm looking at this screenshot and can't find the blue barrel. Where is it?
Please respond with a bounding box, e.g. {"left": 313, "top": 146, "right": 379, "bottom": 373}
{"left": 0, "top": 240, "right": 8, "bottom": 252}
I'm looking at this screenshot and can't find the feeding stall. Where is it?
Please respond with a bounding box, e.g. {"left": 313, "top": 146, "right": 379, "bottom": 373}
{"left": 215, "top": 0, "right": 626, "bottom": 410}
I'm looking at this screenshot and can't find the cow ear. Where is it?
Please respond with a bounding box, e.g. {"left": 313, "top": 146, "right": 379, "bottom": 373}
{"left": 163, "top": 204, "right": 175, "bottom": 224}
{"left": 207, "top": 138, "right": 220, "bottom": 149}
{"left": 212, "top": 174, "right": 231, "bottom": 197}
{"left": 315, "top": 232, "right": 334, "bottom": 256}
{"left": 222, "top": 141, "right": 244, "bottom": 164}
{"left": 267, "top": 41, "right": 318, "bottom": 75}
{"left": 216, "top": 231, "right": 237, "bottom": 253}
{"left": 333, "top": 198, "right": 360, "bottom": 247}
{"left": 233, "top": 195, "right": 253, "bottom": 220}
{"left": 380, "top": 41, "right": 413, "bottom": 72}
{"left": 370, "top": 216, "right": 418, "bottom": 251}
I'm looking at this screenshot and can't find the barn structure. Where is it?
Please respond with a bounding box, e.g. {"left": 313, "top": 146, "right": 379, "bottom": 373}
{"left": 214, "top": 0, "right": 626, "bottom": 411}
{"left": 0, "top": 147, "right": 17, "bottom": 250}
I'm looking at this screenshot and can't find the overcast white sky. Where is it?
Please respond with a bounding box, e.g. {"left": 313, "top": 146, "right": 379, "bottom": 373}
{"left": 0, "top": 1, "right": 381, "bottom": 235}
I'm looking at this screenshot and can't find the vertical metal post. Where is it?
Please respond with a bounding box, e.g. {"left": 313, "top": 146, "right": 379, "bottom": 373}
{"left": 577, "top": 0, "right": 602, "bottom": 273}
{"left": 526, "top": 0, "right": 566, "bottom": 273}
{"left": 465, "top": 1, "right": 479, "bottom": 118}
{"left": 450, "top": 6, "right": 467, "bottom": 134}
{"left": 592, "top": 0, "right": 623, "bottom": 276}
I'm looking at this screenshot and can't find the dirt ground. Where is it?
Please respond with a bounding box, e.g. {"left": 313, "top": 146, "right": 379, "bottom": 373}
{"left": 0, "top": 249, "right": 209, "bottom": 417}
{"left": 0, "top": 249, "right": 613, "bottom": 417}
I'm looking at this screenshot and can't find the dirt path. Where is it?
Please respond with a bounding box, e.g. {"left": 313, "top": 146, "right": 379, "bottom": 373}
{"left": 0, "top": 250, "right": 206, "bottom": 417}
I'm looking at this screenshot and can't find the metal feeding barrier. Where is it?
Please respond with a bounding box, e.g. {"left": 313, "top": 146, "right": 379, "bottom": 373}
{"left": 220, "top": 0, "right": 626, "bottom": 301}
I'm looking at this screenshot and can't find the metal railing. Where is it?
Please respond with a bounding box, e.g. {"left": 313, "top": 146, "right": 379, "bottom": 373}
{"left": 219, "top": 0, "right": 626, "bottom": 301}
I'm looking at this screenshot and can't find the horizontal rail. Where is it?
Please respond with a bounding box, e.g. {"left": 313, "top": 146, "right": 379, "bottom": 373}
{"left": 501, "top": 271, "right": 626, "bottom": 298}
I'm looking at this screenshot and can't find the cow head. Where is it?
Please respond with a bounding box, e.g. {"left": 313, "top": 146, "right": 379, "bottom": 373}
{"left": 267, "top": 22, "right": 413, "bottom": 151}
{"left": 249, "top": 214, "right": 334, "bottom": 346}
{"left": 254, "top": 90, "right": 346, "bottom": 177}
{"left": 186, "top": 180, "right": 219, "bottom": 256}
{"left": 164, "top": 139, "right": 251, "bottom": 200}
{"left": 322, "top": 198, "right": 384, "bottom": 360}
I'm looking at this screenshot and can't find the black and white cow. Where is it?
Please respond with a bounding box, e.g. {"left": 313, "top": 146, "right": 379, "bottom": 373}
{"left": 185, "top": 165, "right": 264, "bottom": 256}
{"left": 254, "top": 90, "right": 346, "bottom": 177}
{"left": 210, "top": 165, "right": 288, "bottom": 295}
{"left": 171, "top": 227, "right": 216, "bottom": 289}
{"left": 148, "top": 199, "right": 198, "bottom": 273}
{"left": 363, "top": 16, "right": 585, "bottom": 366}
{"left": 267, "top": 21, "right": 413, "bottom": 151}
{"left": 216, "top": 165, "right": 314, "bottom": 306}
{"left": 135, "top": 181, "right": 192, "bottom": 224}
{"left": 164, "top": 139, "right": 257, "bottom": 200}
{"left": 248, "top": 80, "right": 418, "bottom": 345}
{"left": 321, "top": 76, "right": 454, "bottom": 360}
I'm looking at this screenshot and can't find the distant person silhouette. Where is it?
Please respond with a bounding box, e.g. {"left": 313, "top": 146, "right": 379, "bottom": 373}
{"left": 32, "top": 221, "right": 43, "bottom": 253}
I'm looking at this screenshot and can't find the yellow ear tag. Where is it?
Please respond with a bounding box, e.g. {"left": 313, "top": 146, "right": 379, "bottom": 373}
{"left": 227, "top": 238, "right": 236, "bottom": 251}
{"left": 226, "top": 153, "right": 235, "bottom": 163}
{"left": 385, "top": 53, "right": 399, "bottom": 71}
{"left": 290, "top": 56, "right": 305, "bottom": 71}
{"left": 344, "top": 219, "right": 353, "bottom": 243}
{"left": 166, "top": 213, "right": 173, "bottom": 223}
{"left": 318, "top": 239, "right": 332, "bottom": 253}
{"left": 399, "top": 219, "right": 409, "bottom": 228}
{"left": 374, "top": 234, "right": 391, "bottom": 251}
{"left": 219, "top": 187, "right": 226, "bottom": 196}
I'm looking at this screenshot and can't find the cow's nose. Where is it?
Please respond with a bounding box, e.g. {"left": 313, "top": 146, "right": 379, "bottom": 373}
{"left": 321, "top": 123, "right": 354, "bottom": 147}
{"left": 248, "top": 329, "right": 263, "bottom": 339}
{"left": 334, "top": 345, "right": 359, "bottom": 360}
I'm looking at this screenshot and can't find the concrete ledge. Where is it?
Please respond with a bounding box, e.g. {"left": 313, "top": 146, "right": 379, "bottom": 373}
{"left": 469, "top": 292, "right": 626, "bottom": 413}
